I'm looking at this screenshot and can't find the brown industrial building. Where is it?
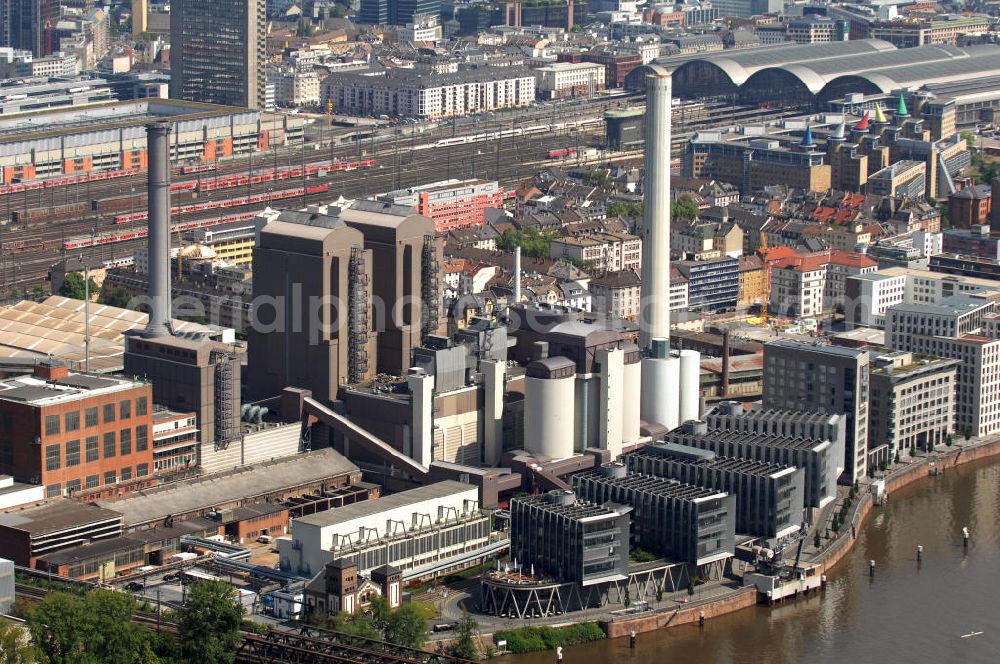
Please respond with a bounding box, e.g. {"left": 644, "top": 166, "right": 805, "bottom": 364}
{"left": 0, "top": 363, "right": 156, "bottom": 501}
{"left": 248, "top": 202, "right": 438, "bottom": 405}
{"left": 124, "top": 335, "right": 240, "bottom": 451}
{"left": 0, "top": 498, "right": 123, "bottom": 567}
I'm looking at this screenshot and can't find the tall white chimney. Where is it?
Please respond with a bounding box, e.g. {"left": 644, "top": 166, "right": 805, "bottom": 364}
{"left": 639, "top": 73, "right": 672, "bottom": 351}
{"left": 513, "top": 245, "right": 522, "bottom": 305}
{"left": 142, "top": 122, "right": 173, "bottom": 338}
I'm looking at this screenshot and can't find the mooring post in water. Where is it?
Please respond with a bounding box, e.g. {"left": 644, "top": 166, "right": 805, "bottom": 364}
{"left": 699, "top": 611, "right": 705, "bottom": 628}
{"left": 917, "top": 545, "right": 923, "bottom": 562}
{"left": 869, "top": 560, "right": 876, "bottom": 577}
{"left": 556, "top": 646, "right": 563, "bottom": 663}
{"left": 963, "top": 526, "right": 970, "bottom": 549}
{"left": 630, "top": 631, "right": 636, "bottom": 649}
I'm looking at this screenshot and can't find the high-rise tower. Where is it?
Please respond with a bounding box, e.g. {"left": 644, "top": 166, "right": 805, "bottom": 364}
{"left": 170, "top": 0, "right": 266, "bottom": 109}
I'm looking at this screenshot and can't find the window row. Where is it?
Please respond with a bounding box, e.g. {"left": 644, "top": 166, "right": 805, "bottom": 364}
{"left": 42, "top": 397, "right": 148, "bottom": 435}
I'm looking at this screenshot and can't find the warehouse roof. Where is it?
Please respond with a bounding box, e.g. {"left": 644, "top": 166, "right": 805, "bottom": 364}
{"left": 97, "top": 449, "right": 360, "bottom": 527}
{"left": 0, "top": 296, "right": 219, "bottom": 373}
{"left": 0, "top": 498, "right": 121, "bottom": 535}
{"left": 294, "top": 480, "right": 477, "bottom": 528}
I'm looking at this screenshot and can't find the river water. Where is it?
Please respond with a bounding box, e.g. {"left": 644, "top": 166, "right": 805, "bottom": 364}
{"left": 508, "top": 457, "right": 1000, "bottom": 664}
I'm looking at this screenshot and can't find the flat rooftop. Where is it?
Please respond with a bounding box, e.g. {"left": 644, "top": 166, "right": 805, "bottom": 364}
{"left": 0, "top": 98, "right": 252, "bottom": 143}
{"left": 0, "top": 371, "right": 144, "bottom": 407}
{"left": 96, "top": 448, "right": 360, "bottom": 527}
{"left": 0, "top": 498, "right": 121, "bottom": 536}
{"left": 294, "top": 480, "right": 476, "bottom": 528}
{"left": 666, "top": 428, "right": 831, "bottom": 452}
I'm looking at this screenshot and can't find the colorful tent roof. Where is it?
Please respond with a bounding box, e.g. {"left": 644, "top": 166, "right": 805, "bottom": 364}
{"left": 854, "top": 111, "right": 870, "bottom": 131}
{"left": 873, "top": 104, "right": 887, "bottom": 124}
{"left": 801, "top": 124, "right": 814, "bottom": 147}
{"left": 896, "top": 94, "right": 909, "bottom": 118}
{"left": 831, "top": 122, "right": 846, "bottom": 140}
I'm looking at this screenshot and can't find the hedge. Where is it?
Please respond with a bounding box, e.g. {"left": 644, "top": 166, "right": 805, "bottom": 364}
{"left": 493, "top": 622, "right": 606, "bottom": 653}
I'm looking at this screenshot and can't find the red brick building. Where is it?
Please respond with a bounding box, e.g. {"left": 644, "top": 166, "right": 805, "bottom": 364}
{"left": 578, "top": 51, "right": 643, "bottom": 89}
{"left": 0, "top": 363, "right": 155, "bottom": 501}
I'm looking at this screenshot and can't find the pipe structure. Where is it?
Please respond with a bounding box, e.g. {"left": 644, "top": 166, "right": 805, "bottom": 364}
{"left": 721, "top": 329, "right": 732, "bottom": 397}
{"left": 142, "top": 122, "right": 173, "bottom": 338}
{"left": 639, "top": 73, "right": 672, "bottom": 350}
{"left": 513, "top": 245, "right": 522, "bottom": 304}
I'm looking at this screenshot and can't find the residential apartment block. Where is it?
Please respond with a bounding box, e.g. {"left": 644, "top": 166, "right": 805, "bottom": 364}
{"left": 321, "top": 67, "right": 536, "bottom": 119}
{"left": 869, "top": 351, "right": 958, "bottom": 459}
{"left": 885, "top": 296, "right": 1000, "bottom": 438}
{"left": 549, "top": 232, "right": 641, "bottom": 273}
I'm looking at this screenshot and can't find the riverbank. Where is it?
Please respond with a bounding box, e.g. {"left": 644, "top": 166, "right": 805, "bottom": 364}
{"left": 597, "top": 435, "right": 1000, "bottom": 640}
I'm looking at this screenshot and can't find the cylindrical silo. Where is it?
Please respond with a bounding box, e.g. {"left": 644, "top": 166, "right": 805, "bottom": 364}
{"left": 622, "top": 347, "right": 641, "bottom": 444}
{"left": 640, "top": 355, "right": 680, "bottom": 432}
{"left": 679, "top": 349, "right": 701, "bottom": 423}
{"left": 524, "top": 357, "right": 576, "bottom": 460}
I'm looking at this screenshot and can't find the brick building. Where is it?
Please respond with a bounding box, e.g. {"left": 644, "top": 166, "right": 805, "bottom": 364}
{"left": 0, "top": 364, "right": 155, "bottom": 501}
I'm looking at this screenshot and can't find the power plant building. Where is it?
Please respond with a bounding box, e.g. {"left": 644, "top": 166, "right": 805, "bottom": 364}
{"left": 572, "top": 464, "right": 736, "bottom": 566}
{"left": 509, "top": 490, "right": 631, "bottom": 586}
{"left": 621, "top": 443, "right": 804, "bottom": 539}
{"left": 248, "top": 201, "right": 438, "bottom": 404}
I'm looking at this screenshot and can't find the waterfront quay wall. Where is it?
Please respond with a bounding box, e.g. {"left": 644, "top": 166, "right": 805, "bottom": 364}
{"left": 598, "top": 436, "right": 1000, "bottom": 639}
{"left": 603, "top": 588, "right": 757, "bottom": 639}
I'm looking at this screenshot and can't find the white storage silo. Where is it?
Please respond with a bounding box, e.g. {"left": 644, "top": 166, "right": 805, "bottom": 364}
{"left": 524, "top": 356, "right": 577, "bottom": 460}
{"left": 679, "top": 349, "right": 702, "bottom": 423}
{"left": 622, "top": 345, "right": 642, "bottom": 444}
{"left": 640, "top": 354, "right": 680, "bottom": 432}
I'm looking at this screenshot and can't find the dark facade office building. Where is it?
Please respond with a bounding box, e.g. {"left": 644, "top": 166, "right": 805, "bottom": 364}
{"left": 358, "top": 0, "right": 440, "bottom": 25}
{"left": 572, "top": 464, "right": 736, "bottom": 566}
{"left": 509, "top": 490, "right": 630, "bottom": 586}
{"left": 622, "top": 443, "right": 804, "bottom": 539}
{"left": 2, "top": 0, "right": 56, "bottom": 56}
{"left": 664, "top": 421, "right": 839, "bottom": 511}
{"left": 170, "top": 0, "right": 266, "bottom": 109}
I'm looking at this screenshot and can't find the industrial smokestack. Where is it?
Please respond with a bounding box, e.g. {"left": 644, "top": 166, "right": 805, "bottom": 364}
{"left": 513, "top": 245, "right": 522, "bottom": 304}
{"left": 143, "top": 122, "right": 173, "bottom": 338}
{"left": 639, "top": 73, "right": 672, "bottom": 351}
{"left": 721, "top": 329, "right": 731, "bottom": 397}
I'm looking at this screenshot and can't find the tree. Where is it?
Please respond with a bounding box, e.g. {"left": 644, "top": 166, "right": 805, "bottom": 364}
{"left": 655, "top": 584, "right": 664, "bottom": 603}
{"left": 961, "top": 130, "right": 975, "bottom": 149}
{"left": 451, "top": 610, "right": 479, "bottom": 661}
{"left": 607, "top": 201, "right": 642, "bottom": 219}
{"left": 384, "top": 603, "right": 427, "bottom": 650}
{"left": 179, "top": 580, "right": 244, "bottom": 664}
{"left": 945, "top": 434, "right": 953, "bottom": 447}
{"left": 671, "top": 195, "right": 699, "bottom": 223}
{"left": 964, "top": 428, "right": 972, "bottom": 442}
{"left": 57, "top": 272, "right": 98, "bottom": 301}
{"left": 623, "top": 587, "right": 631, "bottom": 608}
{"left": 101, "top": 287, "right": 134, "bottom": 309}
{"left": 27, "top": 590, "right": 158, "bottom": 664}
{"left": 686, "top": 578, "right": 695, "bottom": 596}
{"left": 814, "top": 533, "right": 821, "bottom": 549}
{"left": 0, "top": 620, "right": 39, "bottom": 664}
{"left": 26, "top": 592, "right": 81, "bottom": 664}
